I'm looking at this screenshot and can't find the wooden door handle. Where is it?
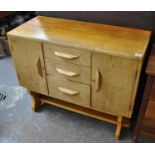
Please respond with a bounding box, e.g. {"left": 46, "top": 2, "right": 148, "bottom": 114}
{"left": 57, "top": 87, "right": 80, "bottom": 95}
{"left": 56, "top": 68, "right": 79, "bottom": 77}
{"left": 35, "top": 56, "right": 43, "bottom": 77}
{"left": 54, "top": 51, "right": 79, "bottom": 59}
{"left": 96, "top": 69, "right": 100, "bottom": 91}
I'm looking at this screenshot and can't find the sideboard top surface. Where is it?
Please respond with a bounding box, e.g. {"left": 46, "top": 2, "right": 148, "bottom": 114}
{"left": 7, "top": 16, "right": 151, "bottom": 60}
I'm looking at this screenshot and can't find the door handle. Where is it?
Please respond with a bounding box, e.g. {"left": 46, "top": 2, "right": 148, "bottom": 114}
{"left": 35, "top": 56, "right": 43, "bottom": 77}
{"left": 96, "top": 69, "right": 100, "bottom": 91}
{"left": 56, "top": 68, "right": 79, "bottom": 77}
{"left": 54, "top": 51, "right": 79, "bottom": 59}
{"left": 57, "top": 87, "right": 80, "bottom": 96}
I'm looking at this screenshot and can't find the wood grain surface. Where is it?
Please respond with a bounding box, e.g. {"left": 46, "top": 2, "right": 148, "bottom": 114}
{"left": 7, "top": 16, "right": 151, "bottom": 60}
{"left": 92, "top": 52, "right": 138, "bottom": 117}
{"left": 8, "top": 37, "right": 48, "bottom": 95}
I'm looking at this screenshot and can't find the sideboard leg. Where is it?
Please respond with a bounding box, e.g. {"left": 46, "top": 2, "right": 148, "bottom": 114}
{"left": 30, "top": 91, "right": 41, "bottom": 112}
{"left": 115, "top": 115, "right": 123, "bottom": 140}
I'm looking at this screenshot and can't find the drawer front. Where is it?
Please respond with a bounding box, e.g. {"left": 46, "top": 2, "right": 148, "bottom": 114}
{"left": 47, "top": 75, "right": 90, "bottom": 107}
{"left": 45, "top": 58, "right": 91, "bottom": 85}
{"left": 43, "top": 43, "right": 91, "bottom": 67}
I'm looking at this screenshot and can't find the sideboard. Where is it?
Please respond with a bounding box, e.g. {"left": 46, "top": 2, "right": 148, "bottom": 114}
{"left": 7, "top": 16, "right": 151, "bottom": 139}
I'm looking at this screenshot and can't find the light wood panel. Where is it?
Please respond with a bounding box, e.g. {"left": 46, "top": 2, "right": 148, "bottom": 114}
{"left": 92, "top": 53, "right": 138, "bottom": 118}
{"left": 45, "top": 57, "right": 91, "bottom": 85}
{"left": 7, "top": 16, "right": 151, "bottom": 60}
{"left": 43, "top": 43, "right": 91, "bottom": 67}
{"left": 8, "top": 37, "right": 48, "bottom": 95}
{"left": 47, "top": 75, "right": 90, "bottom": 107}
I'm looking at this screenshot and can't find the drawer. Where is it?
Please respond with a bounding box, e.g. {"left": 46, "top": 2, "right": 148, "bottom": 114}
{"left": 45, "top": 58, "right": 91, "bottom": 85}
{"left": 43, "top": 43, "right": 91, "bottom": 67}
{"left": 47, "top": 75, "right": 90, "bottom": 107}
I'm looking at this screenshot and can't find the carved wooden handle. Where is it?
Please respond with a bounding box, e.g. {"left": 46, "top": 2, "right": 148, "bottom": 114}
{"left": 35, "top": 56, "right": 42, "bottom": 77}
{"left": 96, "top": 69, "right": 100, "bottom": 91}
{"left": 57, "top": 87, "right": 80, "bottom": 95}
{"left": 56, "top": 68, "right": 79, "bottom": 77}
{"left": 54, "top": 51, "right": 79, "bottom": 59}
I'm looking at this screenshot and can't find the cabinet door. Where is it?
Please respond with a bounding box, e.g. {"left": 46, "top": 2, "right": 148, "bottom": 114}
{"left": 92, "top": 53, "right": 138, "bottom": 117}
{"left": 9, "top": 37, "right": 48, "bottom": 95}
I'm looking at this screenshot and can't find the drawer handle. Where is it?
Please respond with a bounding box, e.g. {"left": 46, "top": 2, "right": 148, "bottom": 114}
{"left": 57, "top": 87, "right": 80, "bottom": 95}
{"left": 56, "top": 68, "right": 79, "bottom": 77}
{"left": 35, "top": 56, "right": 43, "bottom": 77}
{"left": 54, "top": 51, "right": 79, "bottom": 59}
{"left": 96, "top": 69, "right": 100, "bottom": 91}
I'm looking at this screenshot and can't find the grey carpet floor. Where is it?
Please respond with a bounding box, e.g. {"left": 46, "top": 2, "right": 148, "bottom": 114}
{"left": 0, "top": 56, "right": 154, "bottom": 143}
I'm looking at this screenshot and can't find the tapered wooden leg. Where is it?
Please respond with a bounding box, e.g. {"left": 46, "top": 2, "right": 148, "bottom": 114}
{"left": 115, "top": 115, "right": 123, "bottom": 140}
{"left": 29, "top": 91, "right": 41, "bottom": 112}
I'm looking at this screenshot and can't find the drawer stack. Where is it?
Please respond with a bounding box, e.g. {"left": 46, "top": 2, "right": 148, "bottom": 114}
{"left": 43, "top": 43, "right": 91, "bottom": 107}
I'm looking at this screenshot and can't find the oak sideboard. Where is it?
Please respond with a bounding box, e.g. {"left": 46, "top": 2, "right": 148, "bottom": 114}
{"left": 7, "top": 16, "right": 151, "bottom": 139}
